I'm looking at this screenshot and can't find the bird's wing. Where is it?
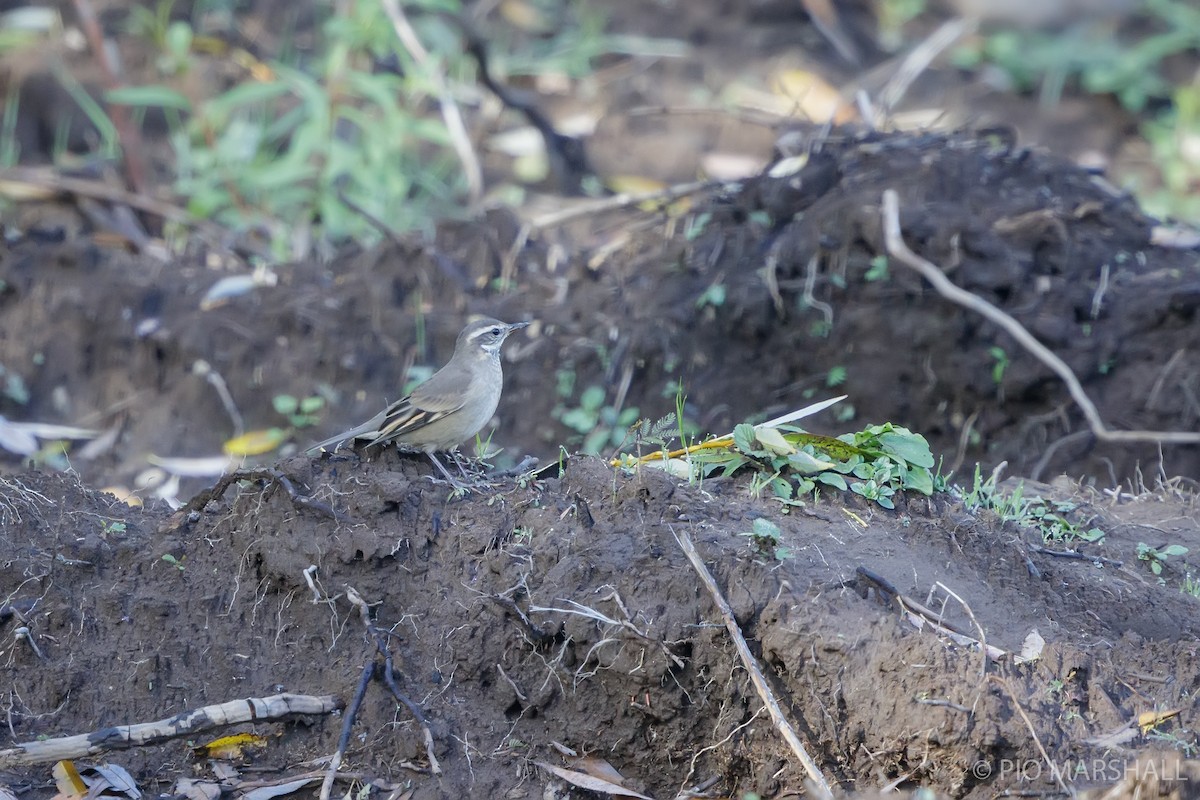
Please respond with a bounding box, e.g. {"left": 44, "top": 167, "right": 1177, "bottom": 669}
{"left": 308, "top": 363, "right": 475, "bottom": 452}
{"left": 366, "top": 367, "right": 472, "bottom": 443}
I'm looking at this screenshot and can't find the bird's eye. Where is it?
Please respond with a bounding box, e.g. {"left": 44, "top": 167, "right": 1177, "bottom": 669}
{"left": 490, "top": 327, "right": 501, "bottom": 336}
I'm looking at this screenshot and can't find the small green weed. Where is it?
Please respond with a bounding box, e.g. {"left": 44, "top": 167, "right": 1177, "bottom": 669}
{"left": 865, "top": 255, "right": 889, "bottom": 282}
{"left": 962, "top": 466, "right": 1106, "bottom": 544}
{"left": 1137, "top": 542, "right": 1189, "bottom": 576}
{"left": 273, "top": 394, "right": 326, "bottom": 429}
{"left": 554, "top": 383, "right": 639, "bottom": 456}
{"left": 742, "top": 518, "right": 792, "bottom": 560}
{"left": 988, "top": 346, "right": 1009, "bottom": 386}
{"left": 0, "top": 363, "right": 30, "bottom": 405}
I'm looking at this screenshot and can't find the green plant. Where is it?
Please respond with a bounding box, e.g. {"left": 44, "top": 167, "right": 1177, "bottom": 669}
{"left": 98, "top": 519, "right": 127, "bottom": 535}
{"left": 1137, "top": 542, "right": 1189, "bottom": 576}
{"left": 696, "top": 283, "right": 727, "bottom": 310}
{"left": 126, "top": 0, "right": 195, "bottom": 76}
{"left": 988, "top": 346, "right": 1009, "bottom": 386}
{"left": 741, "top": 518, "right": 791, "bottom": 560}
{"left": 865, "top": 255, "right": 889, "bottom": 282}
{"left": 962, "top": 467, "right": 1105, "bottom": 544}
{"left": 1182, "top": 572, "right": 1200, "bottom": 599}
{"left": 0, "top": 363, "right": 30, "bottom": 405}
{"left": 1138, "top": 79, "right": 1200, "bottom": 224}
{"left": 956, "top": 0, "right": 1200, "bottom": 112}
{"left": 554, "top": 384, "right": 640, "bottom": 456}
{"left": 273, "top": 393, "right": 325, "bottom": 428}
{"left": 620, "top": 415, "right": 936, "bottom": 511}
{"left": 108, "top": 1, "right": 683, "bottom": 256}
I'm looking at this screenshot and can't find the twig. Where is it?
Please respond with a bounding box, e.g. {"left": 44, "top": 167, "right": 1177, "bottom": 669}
{"left": 175, "top": 468, "right": 345, "bottom": 523}
{"left": 674, "top": 529, "right": 834, "bottom": 797}
{"left": 490, "top": 595, "right": 559, "bottom": 644}
{"left": 530, "top": 180, "right": 714, "bottom": 230}
{"left": 379, "top": 0, "right": 482, "bottom": 204}
{"left": 0, "top": 694, "right": 340, "bottom": 768}
{"left": 882, "top": 189, "right": 1200, "bottom": 446}
{"left": 70, "top": 0, "right": 150, "bottom": 195}
{"left": 1029, "top": 544, "right": 1122, "bottom": 568}
{"left": 931, "top": 582, "right": 988, "bottom": 678}
{"left": 876, "top": 17, "right": 976, "bottom": 115}
{"left": 192, "top": 360, "right": 244, "bottom": 435}
{"left": 336, "top": 188, "right": 405, "bottom": 246}
{"left": 989, "top": 675, "right": 1069, "bottom": 794}
{"left": 345, "top": 587, "right": 442, "bottom": 775}
{"left": 320, "top": 661, "right": 375, "bottom": 800}
{"left": 0, "top": 167, "right": 193, "bottom": 226}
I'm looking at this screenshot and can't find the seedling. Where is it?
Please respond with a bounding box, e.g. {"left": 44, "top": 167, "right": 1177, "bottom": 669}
{"left": 273, "top": 394, "right": 325, "bottom": 429}
{"left": 742, "top": 518, "right": 791, "bottom": 560}
{"left": 1137, "top": 542, "right": 1189, "bottom": 576}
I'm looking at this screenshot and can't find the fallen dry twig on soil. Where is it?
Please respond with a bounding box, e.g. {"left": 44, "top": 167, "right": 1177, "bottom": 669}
{"left": 0, "top": 693, "right": 340, "bottom": 768}
{"left": 989, "top": 675, "right": 1070, "bottom": 794}
{"left": 674, "top": 528, "right": 834, "bottom": 798}
{"left": 882, "top": 189, "right": 1200, "bottom": 447}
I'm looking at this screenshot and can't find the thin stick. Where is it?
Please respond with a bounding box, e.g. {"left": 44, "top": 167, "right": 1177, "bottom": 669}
{"left": 379, "top": 0, "right": 482, "bottom": 204}
{"left": 70, "top": 0, "right": 150, "bottom": 195}
{"left": 0, "top": 167, "right": 194, "bottom": 225}
{"left": 989, "top": 675, "right": 1069, "bottom": 794}
{"left": 674, "top": 529, "right": 834, "bottom": 797}
{"left": 320, "top": 662, "right": 376, "bottom": 800}
{"left": 346, "top": 587, "right": 443, "bottom": 775}
{"left": 882, "top": 189, "right": 1200, "bottom": 446}
{"left": 531, "top": 180, "right": 714, "bottom": 230}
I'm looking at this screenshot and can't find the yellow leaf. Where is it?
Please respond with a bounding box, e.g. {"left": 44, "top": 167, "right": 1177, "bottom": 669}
{"left": 192, "top": 732, "right": 269, "bottom": 760}
{"left": 52, "top": 761, "right": 86, "bottom": 798}
{"left": 222, "top": 428, "right": 287, "bottom": 456}
{"left": 101, "top": 486, "right": 143, "bottom": 507}
{"left": 608, "top": 175, "right": 667, "bottom": 195}
{"left": 771, "top": 68, "right": 855, "bottom": 123}
{"left": 1138, "top": 708, "right": 1181, "bottom": 733}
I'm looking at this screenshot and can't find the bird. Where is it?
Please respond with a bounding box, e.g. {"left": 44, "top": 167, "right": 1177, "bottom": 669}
{"left": 308, "top": 317, "right": 529, "bottom": 483}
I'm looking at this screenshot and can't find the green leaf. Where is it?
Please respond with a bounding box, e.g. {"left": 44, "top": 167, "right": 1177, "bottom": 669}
{"left": 877, "top": 429, "right": 935, "bottom": 468}
{"left": 1162, "top": 545, "right": 1189, "bottom": 557}
{"left": 902, "top": 467, "right": 934, "bottom": 496}
{"left": 272, "top": 395, "right": 299, "bottom": 415}
{"left": 814, "top": 472, "right": 847, "bottom": 490}
{"left": 755, "top": 426, "right": 794, "bottom": 455}
{"left": 787, "top": 450, "right": 836, "bottom": 474}
{"left": 579, "top": 386, "right": 606, "bottom": 412}
{"left": 299, "top": 396, "right": 325, "bottom": 414}
{"left": 106, "top": 85, "right": 193, "bottom": 111}
{"left": 733, "top": 423, "right": 758, "bottom": 454}
{"left": 752, "top": 518, "right": 781, "bottom": 540}
{"left": 204, "top": 80, "right": 292, "bottom": 120}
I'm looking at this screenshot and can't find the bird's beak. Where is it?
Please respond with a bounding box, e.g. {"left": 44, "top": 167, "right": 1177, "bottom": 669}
{"left": 507, "top": 321, "right": 531, "bottom": 332}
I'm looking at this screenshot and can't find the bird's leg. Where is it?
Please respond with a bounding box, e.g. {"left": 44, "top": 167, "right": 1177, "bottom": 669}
{"left": 426, "top": 452, "right": 465, "bottom": 486}
{"left": 447, "top": 448, "right": 479, "bottom": 479}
